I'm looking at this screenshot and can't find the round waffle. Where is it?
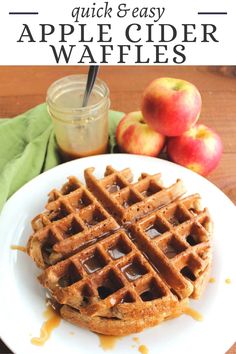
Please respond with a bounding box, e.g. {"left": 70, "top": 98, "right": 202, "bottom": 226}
{"left": 27, "top": 166, "right": 212, "bottom": 335}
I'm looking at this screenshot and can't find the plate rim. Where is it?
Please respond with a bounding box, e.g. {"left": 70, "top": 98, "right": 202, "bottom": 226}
{"left": 1, "top": 154, "right": 235, "bottom": 215}
{"left": 0, "top": 153, "right": 235, "bottom": 354}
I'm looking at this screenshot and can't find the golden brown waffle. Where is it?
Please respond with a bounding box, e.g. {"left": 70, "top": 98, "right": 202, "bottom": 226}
{"left": 60, "top": 297, "right": 188, "bottom": 336}
{"left": 28, "top": 176, "right": 119, "bottom": 269}
{"left": 131, "top": 194, "right": 212, "bottom": 300}
{"left": 84, "top": 166, "right": 186, "bottom": 223}
{"left": 39, "top": 229, "right": 182, "bottom": 320}
{"left": 27, "top": 166, "right": 212, "bottom": 336}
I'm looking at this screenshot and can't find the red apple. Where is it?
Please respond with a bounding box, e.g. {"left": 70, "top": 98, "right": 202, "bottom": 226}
{"left": 116, "top": 111, "right": 165, "bottom": 156}
{"left": 167, "top": 124, "right": 223, "bottom": 176}
{"left": 141, "top": 77, "right": 202, "bottom": 136}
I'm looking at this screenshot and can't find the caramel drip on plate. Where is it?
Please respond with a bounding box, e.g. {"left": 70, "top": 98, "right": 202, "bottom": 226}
{"left": 225, "top": 278, "right": 231, "bottom": 284}
{"left": 138, "top": 344, "right": 149, "bottom": 354}
{"left": 132, "top": 337, "right": 148, "bottom": 354}
{"left": 209, "top": 277, "right": 216, "bottom": 283}
{"left": 183, "top": 307, "right": 203, "bottom": 321}
{"left": 98, "top": 335, "right": 122, "bottom": 350}
{"left": 31, "top": 305, "right": 61, "bottom": 346}
{"left": 10, "top": 245, "right": 27, "bottom": 253}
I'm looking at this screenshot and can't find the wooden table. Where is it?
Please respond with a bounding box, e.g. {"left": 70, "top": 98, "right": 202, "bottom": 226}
{"left": 0, "top": 66, "right": 235, "bottom": 353}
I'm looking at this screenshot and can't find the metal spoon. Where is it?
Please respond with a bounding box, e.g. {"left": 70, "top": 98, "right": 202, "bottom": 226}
{"left": 82, "top": 65, "right": 100, "bottom": 107}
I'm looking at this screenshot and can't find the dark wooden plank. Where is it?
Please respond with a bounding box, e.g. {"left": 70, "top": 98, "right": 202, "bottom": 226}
{"left": 0, "top": 340, "right": 11, "bottom": 354}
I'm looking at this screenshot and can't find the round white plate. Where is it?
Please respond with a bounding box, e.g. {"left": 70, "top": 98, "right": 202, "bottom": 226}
{"left": 0, "top": 154, "right": 235, "bottom": 354}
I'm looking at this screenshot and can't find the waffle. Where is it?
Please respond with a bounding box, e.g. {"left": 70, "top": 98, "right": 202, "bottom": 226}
{"left": 84, "top": 166, "right": 186, "bottom": 223}
{"left": 27, "top": 166, "right": 212, "bottom": 336}
{"left": 27, "top": 177, "right": 119, "bottom": 269}
{"left": 59, "top": 297, "right": 188, "bottom": 336}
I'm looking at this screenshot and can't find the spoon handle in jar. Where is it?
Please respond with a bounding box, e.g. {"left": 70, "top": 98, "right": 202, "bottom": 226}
{"left": 82, "top": 66, "right": 100, "bottom": 107}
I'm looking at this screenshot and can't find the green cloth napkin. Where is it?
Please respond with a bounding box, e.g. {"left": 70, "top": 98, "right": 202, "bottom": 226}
{"left": 0, "top": 103, "right": 124, "bottom": 210}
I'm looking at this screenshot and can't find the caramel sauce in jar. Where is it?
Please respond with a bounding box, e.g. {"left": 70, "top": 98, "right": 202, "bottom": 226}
{"left": 47, "top": 75, "right": 110, "bottom": 162}
{"left": 59, "top": 141, "right": 108, "bottom": 161}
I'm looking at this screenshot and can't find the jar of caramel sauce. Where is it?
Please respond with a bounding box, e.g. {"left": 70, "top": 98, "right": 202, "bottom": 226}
{"left": 47, "top": 75, "right": 110, "bottom": 161}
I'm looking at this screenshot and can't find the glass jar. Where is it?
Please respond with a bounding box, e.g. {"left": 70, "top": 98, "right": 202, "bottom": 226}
{"left": 47, "top": 74, "right": 110, "bottom": 161}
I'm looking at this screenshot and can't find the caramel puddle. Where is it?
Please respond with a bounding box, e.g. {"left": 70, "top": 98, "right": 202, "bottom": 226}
{"left": 98, "top": 334, "right": 122, "bottom": 350}
{"left": 183, "top": 307, "right": 203, "bottom": 321}
{"left": 11, "top": 245, "right": 27, "bottom": 253}
{"left": 209, "top": 277, "right": 216, "bottom": 283}
{"left": 138, "top": 344, "right": 149, "bottom": 354}
{"left": 132, "top": 337, "right": 148, "bottom": 354}
{"left": 31, "top": 305, "right": 61, "bottom": 346}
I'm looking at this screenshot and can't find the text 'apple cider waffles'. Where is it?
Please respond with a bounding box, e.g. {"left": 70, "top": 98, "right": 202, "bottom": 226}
{"left": 27, "top": 166, "right": 212, "bottom": 336}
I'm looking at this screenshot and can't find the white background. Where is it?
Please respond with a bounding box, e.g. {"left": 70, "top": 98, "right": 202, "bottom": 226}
{"left": 0, "top": 0, "right": 235, "bottom": 65}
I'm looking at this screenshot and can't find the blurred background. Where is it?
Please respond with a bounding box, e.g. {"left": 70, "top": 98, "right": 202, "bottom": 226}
{"left": 0, "top": 65, "right": 235, "bottom": 202}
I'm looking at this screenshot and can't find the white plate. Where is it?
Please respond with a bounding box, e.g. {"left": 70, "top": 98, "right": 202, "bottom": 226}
{"left": 0, "top": 154, "right": 235, "bottom": 354}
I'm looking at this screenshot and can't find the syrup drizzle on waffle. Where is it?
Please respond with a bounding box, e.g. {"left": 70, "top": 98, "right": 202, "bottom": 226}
{"left": 27, "top": 166, "right": 212, "bottom": 336}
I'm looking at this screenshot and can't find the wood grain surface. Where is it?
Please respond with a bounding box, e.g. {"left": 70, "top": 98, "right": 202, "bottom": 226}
{"left": 0, "top": 66, "right": 235, "bottom": 354}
